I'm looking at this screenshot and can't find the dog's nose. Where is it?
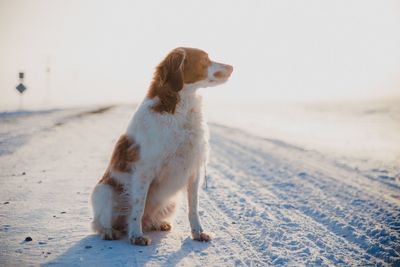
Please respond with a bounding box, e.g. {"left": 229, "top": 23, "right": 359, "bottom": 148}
{"left": 225, "top": 64, "right": 233, "bottom": 75}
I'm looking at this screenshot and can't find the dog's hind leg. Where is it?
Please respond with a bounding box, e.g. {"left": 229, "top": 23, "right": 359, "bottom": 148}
{"left": 148, "top": 200, "right": 177, "bottom": 231}
{"left": 91, "top": 183, "right": 119, "bottom": 240}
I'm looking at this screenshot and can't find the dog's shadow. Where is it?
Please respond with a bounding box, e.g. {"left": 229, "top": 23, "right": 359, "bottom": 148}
{"left": 43, "top": 231, "right": 211, "bottom": 266}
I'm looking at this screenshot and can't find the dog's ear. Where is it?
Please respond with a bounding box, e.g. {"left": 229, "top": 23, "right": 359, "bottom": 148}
{"left": 148, "top": 48, "right": 186, "bottom": 113}
{"left": 158, "top": 48, "right": 186, "bottom": 92}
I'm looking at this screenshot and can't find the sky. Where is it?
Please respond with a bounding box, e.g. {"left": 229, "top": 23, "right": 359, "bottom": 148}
{"left": 0, "top": 0, "right": 399, "bottom": 110}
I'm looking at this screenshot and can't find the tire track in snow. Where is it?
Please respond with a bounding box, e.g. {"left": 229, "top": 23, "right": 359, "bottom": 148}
{"left": 206, "top": 124, "right": 400, "bottom": 266}
{"left": 215, "top": 127, "right": 400, "bottom": 257}
{"left": 208, "top": 146, "right": 373, "bottom": 266}
{"left": 216, "top": 135, "right": 400, "bottom": 257}
{"left": 197, "top": 193, "right": 266, "bottom": 266}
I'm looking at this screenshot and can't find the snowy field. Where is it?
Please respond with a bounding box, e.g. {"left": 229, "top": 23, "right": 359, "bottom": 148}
{"left": 0, "top": 103, "right": 399, "bottom": 266}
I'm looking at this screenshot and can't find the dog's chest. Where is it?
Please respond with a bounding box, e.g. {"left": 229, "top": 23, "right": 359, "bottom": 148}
{"left": 157, "top": 111, "right": 208, "bottom": 184}
{"left": 174, "top": 114, "right": 206, "bottom": 160}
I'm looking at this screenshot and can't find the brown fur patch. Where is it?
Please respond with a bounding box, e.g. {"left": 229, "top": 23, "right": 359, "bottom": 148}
{"left": 150, "top": 221, "right": 172, "bottom": 231}
{"left": 98, "top": 169, "right": 124, "bottom": 193}
{"left": 181, "top": 48, "right": 210, "bottom": 84}
{"left": 147, "top": 48, "right": 186, "bottom": 114}
{"left": 213, "top": 71, "right": 224, "bottom": 79}
{"left": 110, "top": 134, "right": 140, "bottom": 173}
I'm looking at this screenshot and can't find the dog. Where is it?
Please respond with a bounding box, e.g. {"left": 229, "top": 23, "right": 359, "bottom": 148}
{"left": 91, "top": 47, "right": 233, "bottom": 246}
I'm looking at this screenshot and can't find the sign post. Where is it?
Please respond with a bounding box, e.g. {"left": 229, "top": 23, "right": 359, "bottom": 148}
{"left": 16, "top": 72, "right": 27, "bottom": 110}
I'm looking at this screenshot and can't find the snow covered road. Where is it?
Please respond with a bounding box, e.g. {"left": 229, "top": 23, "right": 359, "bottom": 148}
{"left": 1, "top": 105, "right": 399, "bottom": 266}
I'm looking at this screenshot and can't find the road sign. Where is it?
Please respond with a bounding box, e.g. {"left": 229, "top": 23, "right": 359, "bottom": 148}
{"left": 16, "top": 83, "right": 27, "bottom": 94}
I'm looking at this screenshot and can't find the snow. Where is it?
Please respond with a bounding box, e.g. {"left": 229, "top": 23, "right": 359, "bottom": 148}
{"left": 205, "top": 99, "right": 400, "bottom": 188}
{"left": 0, "top": 104, "right": 399, "bottom": 266}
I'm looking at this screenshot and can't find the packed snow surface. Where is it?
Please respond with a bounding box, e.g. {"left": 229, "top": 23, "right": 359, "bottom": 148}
{"left": 0, "top": 104, "right": 399, "bottom": 266}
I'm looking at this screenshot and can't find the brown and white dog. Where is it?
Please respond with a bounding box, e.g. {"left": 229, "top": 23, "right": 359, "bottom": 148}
{"left": 91, "top": 47, "right": 233, "bottom": 246}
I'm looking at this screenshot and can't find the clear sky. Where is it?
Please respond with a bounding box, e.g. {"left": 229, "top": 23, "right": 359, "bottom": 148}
{"left": 1, "top": 0, "right": 399, "bottom": 110}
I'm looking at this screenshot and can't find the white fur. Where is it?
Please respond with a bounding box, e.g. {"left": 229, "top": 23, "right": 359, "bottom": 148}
{"left": 124, "top": 89, "right": 209, "bottom": 239}
{"left": 91, "top": 52, "right": 233, "bottom": 244}
{"left": 91, "top": 184, "right": 115, "bottom": 238}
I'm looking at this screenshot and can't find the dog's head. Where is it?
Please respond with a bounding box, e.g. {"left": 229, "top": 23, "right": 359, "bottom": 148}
{"left": 148, "top": 47, "right": 233, "bottom": 113}
{"left": 180, "top": 47, "right": 233, "bottom": 88}
{"left": 156, "top": 47, "right": 233, "bottom": 90}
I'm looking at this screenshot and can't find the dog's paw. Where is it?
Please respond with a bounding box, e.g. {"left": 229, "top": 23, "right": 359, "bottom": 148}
{"left": 191, "top": 231, "right": 212, "bottom": 242}
{"left": 100, "top": 229, "right": 122, "bottom": 240}
{"left": 101, "top": 232, "right": 113, "bottom": 240}
{"left": 130, "top": 236, "right": 151, "bottom": 246}
{"left": 160, "top": 222, "right": 172, "bottom": 231}
{"left": 151, "top": 221, "right": 172, "bottom": 232}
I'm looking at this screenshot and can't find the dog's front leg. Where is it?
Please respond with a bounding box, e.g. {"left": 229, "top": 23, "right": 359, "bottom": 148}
{"left": 187, "top": 171, "right": 212, "bottom": 242}
{"left": 128, "top": 174, "right": 151, "bottom": 246}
